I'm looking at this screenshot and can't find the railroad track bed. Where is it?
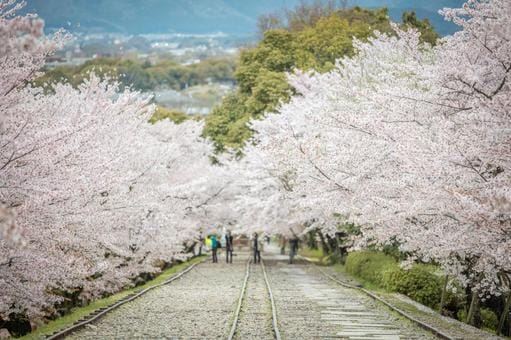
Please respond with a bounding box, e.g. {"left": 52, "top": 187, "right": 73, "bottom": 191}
{"left": 228, "top": 259, "right": 280, "bottom": 340}
{"left": 266, "top": 261, "right": 437, "bottom": 339}
{"left": 46, "top": 250, "right": 467, "bottom": 340}
{"left": 230, "top": 261, "right": 273, "bottom": 339}
{"left": 315, "top": 264, "right": 505, "bottom": 340}
{"left": 65, "top": 257, "right": 246, "bottom": 339}
{"left": 45, "top": 259, "right": 206, "bottom": 339}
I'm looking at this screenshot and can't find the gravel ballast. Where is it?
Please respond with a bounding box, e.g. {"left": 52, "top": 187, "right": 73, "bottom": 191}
{"left": 264, "top": 249, "right": 437, "bottom": 339}
{"left": 65, "top": 246, "right": 470, "bottom": 339}
{"left": 68, "top": 253, "right": 247, "bottom": 339}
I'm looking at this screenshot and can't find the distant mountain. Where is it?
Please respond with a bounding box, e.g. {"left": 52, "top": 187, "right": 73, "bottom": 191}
{"left": 350, "top": 0, "right": 465, "bottom": 35}
{"left": 25, "top": 0, "right": 465, "bottom": 36}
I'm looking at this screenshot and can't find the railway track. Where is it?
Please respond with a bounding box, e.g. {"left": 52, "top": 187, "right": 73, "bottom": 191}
{"left": 57, "top": 254, "right": 280, "bottom": 340}
{"left": 300, "top": 256, "right": 454, "bottom": 340}
{"left": 228, "top": 258, "right": 281, "bottom": 340}
{"left": 45, "top": 258, "right": 207, "bottom": 340}
{"left": 41, "top": 251, "right": 455, "bottom": 339}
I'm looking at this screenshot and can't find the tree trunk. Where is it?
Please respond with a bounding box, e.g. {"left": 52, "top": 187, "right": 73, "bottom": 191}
{"left": 307, "top": 230, "right": 318, "bottom": 249}
{"left": 198, "top": 240, "right": 203, "bottom": 256}
{"left": 467, "top": 290, "right": 480, "bottom": 326}
{"left": 326, "top": 234, "right": 337, "bottom": 254}
{"left": 318, "top": 231, "right": 330, "bottom": 254}
{"left": 439, "top": 275, "right": 449, "bottom": 315}
{"left": 186, "top": 241, "right": 197, "bottom": 255}
{"left": 334, "top": 233, "right": 342, "bottom": 256}
{"left": 498, "top": 290, "right": 511, "bottom": 335}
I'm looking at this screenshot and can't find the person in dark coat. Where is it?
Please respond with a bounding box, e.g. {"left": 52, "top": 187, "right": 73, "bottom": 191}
{"left": 225, "top": 230, "right": 234, "bottom": 263}
{"left": 252, "top": 232, "right": 261, "bottom": 264}
{"left": 289, "top": 231, "right": 299, "bottom": 264}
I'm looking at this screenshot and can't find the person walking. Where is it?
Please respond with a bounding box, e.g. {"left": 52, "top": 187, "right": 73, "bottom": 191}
{"left": 225, "top": 230, "right": 234, "bottom": 263}
{"left": 289, "top": 233, "right": 299, "bottom": 264}
{"left": 252, "top": 232, "right": 261, "bottom": 264}
{"left": 211, "top": 234, "right": 219, "bottom": 263}
{"left": 279, "top": 235, "right": 287, "bottom": 255}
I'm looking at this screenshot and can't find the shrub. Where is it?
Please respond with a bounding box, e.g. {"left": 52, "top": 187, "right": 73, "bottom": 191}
{"left": 382, "top": 264, "right": 442, "bottom": 308}
{"left": 380, "top": 242, "right": 406, "bottom": 261}
{"left": 345, "top": 251, "right": 397, "bottom": 286}
{"left": 480, "top": 308, "right": 498, "bottom": 331}
{"left": 457, "top": 308, "right": 467, "bottom": 322}
{"left": 345, "top": 251, "right": 443, "bottom": 309}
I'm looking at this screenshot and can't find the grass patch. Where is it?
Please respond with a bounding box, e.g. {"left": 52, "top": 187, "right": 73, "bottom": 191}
{"left": 299, "top": 247, "right": 327, "bottom": 263}
{"left": 332, "top": 263, "right": 386, "bottom": 292}
{"left": 22, "top": 256, "right": 206, "bottom": 340}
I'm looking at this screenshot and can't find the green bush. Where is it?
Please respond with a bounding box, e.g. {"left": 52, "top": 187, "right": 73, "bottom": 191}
{"left": 345, "top": 251, "right": 397, "bottom": 287}
{"left": 480, "top": 308, "right": 498, "bottom": 331}
{"left": 457, "top": 308, "right": 467, "bottom": 322}
{"left": 380, "top": 242, "right": 405, "bottom": 261}
{"left": 345, "top": 251, "right": 442, "bottom": 309}
{"left": 382, "top": 264, "right": 442, "bottom": 308}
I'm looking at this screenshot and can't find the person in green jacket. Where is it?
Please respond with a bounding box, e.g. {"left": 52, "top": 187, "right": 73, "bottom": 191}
{"left": 211, "top": 234, "right": 218, "bottom": 263}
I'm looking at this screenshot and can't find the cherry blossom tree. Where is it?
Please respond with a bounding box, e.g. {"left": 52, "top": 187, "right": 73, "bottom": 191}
{"left": 0, "top": 0, "right": 66, "bottom": 245}
{"left": 242, "top": 0, "right": 510, "bottom": 301}
{"left": 0, "top": 79, "right": 220, "bottom": 318}
{"left": 0, "top": 0, "right": 225, "bottom": 324}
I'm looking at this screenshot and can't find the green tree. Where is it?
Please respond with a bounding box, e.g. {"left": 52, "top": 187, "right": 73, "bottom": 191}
{"left": 203, "top": 5, "right": 440, "bottom": 152}
{"left": 247, "top": 69, "right": 291, "bottom": 114}
{"left": 402, "top": 11, "right": 440, "bottom": 46}
{"left": 34, "top": 57, "right": 236, "bottom": 92}
{"left": 149, "top": 106, "right": 194, "bottom": 124}
{"left": 203, "top": 93, "right": 253, "bottom": 152}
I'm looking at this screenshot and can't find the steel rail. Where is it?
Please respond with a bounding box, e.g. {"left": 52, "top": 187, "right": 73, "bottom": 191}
{"left": 228, "top": 258, "right": 280, "bottom": 340}
{"left": 227, "top": 259, "right": 251, "bottom": 340}
{"left": 261, "top": 259, "right": 282, "bottom": 340}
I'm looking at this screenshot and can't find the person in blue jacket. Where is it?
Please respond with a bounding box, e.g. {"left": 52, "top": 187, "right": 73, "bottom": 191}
{"left": 211, "top": 234, "right": 219, "bottom": 263}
